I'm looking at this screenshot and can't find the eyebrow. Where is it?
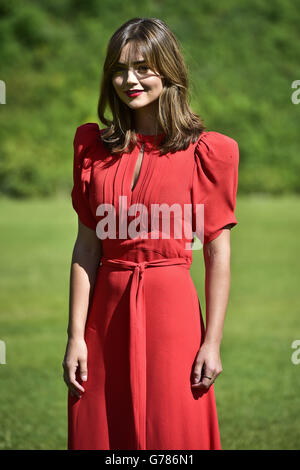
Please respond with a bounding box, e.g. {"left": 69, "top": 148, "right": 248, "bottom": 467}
{"left": 116, "top": 60, "right": 146, "bottom": 66}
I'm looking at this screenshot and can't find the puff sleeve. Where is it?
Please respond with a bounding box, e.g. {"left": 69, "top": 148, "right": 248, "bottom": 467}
{"left": 71, "top": 123, "right": 99, "bottom": 230}
{"left": 191, "top": 131, "right": 239, "bottom": 245}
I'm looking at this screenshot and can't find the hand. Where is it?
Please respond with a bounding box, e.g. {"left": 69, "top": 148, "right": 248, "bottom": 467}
{"left": 62, "top": 337, "right": 88, "bottom": 398}
{"left": 191, "top": 342, "right": 223, "bottom": 391}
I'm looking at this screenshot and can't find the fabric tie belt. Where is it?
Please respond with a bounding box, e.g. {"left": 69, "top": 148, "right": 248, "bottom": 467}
{"left": 100, "top": 256, "right": 192, "bottom": 450}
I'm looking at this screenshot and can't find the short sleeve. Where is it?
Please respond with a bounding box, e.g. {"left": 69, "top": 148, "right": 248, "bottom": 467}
{"left": 191, "top": 131, "right": 239, "bottom": 245}
{"left": 71, "top": 123, "right": 100, "bottom": 230}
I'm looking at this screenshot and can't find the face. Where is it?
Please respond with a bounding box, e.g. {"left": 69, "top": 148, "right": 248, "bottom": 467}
{"left": 112, "top": 43, "right": 163, "bottom": 110}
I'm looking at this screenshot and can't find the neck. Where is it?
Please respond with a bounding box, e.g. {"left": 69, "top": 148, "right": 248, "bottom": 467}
{"left": 133, "top": 102, "right": 163, "bottom": 135}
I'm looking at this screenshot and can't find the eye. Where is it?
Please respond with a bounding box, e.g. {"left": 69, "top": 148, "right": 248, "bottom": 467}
{"left": 138, "top": 65, "right": 149, "bottom": 72}
{"left": 112, "top": 64, "right": 150, "bottom": 76}
{"left": 113, "top": 66, "right": 123, "bottom": 73}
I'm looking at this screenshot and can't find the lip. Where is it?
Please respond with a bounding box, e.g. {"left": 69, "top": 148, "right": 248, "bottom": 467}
{"left": 125, "top": 90, "right": 144, "bottom": 97}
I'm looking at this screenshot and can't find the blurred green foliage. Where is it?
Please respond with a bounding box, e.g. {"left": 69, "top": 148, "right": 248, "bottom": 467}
{"left": 0, "top": 0, "right": 299, "bottom": 197}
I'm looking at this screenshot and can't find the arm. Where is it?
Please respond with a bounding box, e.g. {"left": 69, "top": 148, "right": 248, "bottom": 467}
{"left": 68, "top": 219, "right": 103, "bottom": 339}
{"left": 63, "top": 219, "right": 102, "bottom": 398}
{"left": 191, "top": 228, "right": 232, "bottom": 391}
{"left": 203, "top": 227, "right": 231, "bottom": 346}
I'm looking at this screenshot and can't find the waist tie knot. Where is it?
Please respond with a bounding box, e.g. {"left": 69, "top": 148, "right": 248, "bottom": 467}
{"left": 99, "top": 256, "right": 191, "bottom": 450}
{"left": 135, "top": 262, "right": 145, "bottom": 280}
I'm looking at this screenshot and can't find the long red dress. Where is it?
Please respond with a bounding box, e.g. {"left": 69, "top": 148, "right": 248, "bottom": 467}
{"left": 68, "top": 122, "right": 239, "bottom": 450}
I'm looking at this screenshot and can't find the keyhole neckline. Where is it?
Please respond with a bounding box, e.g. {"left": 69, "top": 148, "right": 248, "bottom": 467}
{"left": 130, "top": 142, "right": 145, "bottom": 194}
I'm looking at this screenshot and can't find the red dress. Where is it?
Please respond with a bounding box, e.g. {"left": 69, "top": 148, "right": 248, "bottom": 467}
{"left": 68, "top": 123, "right": 239, "bottom": 450}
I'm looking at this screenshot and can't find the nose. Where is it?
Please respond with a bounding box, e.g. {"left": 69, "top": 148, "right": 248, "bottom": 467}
{"left": 125, "top": 68, "right": 140, "bottom": 85}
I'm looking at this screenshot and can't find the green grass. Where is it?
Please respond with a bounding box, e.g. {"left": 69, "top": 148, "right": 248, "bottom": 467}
{"left": 0, "top": 194, "right": 299, "bottom": 449}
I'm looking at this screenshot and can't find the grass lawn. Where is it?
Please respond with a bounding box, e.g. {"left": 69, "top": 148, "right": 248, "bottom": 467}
{"left": 0, "top": 194, "right": 299, "bottom": 449}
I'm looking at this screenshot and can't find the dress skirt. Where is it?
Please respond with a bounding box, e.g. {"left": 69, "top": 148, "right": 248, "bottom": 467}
{"left": 68, "top": 255, "right": 222, "bottom": 450}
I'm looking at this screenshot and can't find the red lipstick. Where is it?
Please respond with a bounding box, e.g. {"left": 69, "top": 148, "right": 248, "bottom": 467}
{"left": 125, "top": 90, "right": 144, "bottom": 97}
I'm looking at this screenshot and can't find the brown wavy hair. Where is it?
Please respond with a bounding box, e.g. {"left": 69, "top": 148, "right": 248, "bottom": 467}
{"left": 97, "top": 17, "right": 205, "bottom": 155}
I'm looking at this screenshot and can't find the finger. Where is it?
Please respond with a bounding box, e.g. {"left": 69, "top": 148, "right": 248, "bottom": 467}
{"left": 191, "top": 360, "right": 204, "bottom": 384}
{"left": 79, "top": 358, "right": 88, "bottom": 382}
{"left": 63, "top": 368, "right": 73, "bottom": 387}
{"left": 68, "top": 363, "right": 86, "bottom": 393}
{"left": 63, "top": 372, "right": 69, "bottom": 387}
{"left": 198, "top": 377, "right": 212, "bottom": 389}
{"left": 70, "top": 384, "right": 82, "bottom": 398}
{"left": 191, "top": 365, "right": 212, "bottom": 388}
{"left": 63, "top": 365, "right": 82, "bottom": 398}
{"left": 70, "top": 377, "right": 85, "bottom": 393}
{"left": 198, "top": 368, "right": 214, "bottom": 388}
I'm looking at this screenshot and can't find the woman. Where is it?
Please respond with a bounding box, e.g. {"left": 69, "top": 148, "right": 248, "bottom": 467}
{"left": 62, "top": 17, "right": 239, "bottom": 450}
